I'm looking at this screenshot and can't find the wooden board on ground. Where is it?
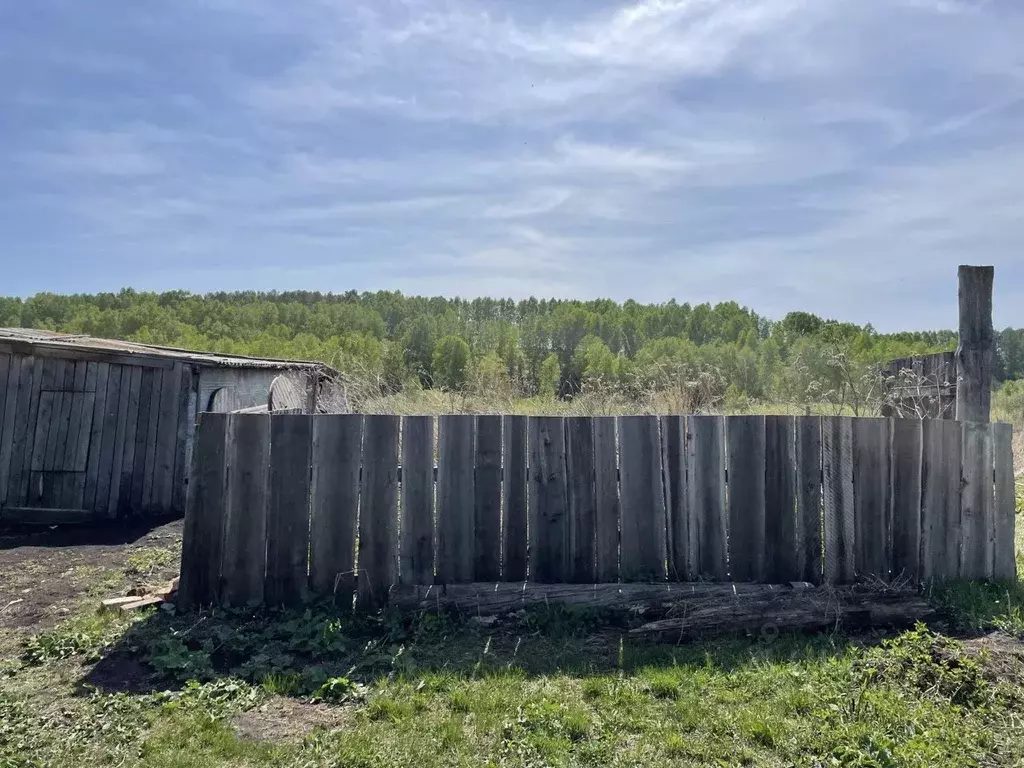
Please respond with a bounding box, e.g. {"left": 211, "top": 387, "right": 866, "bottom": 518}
{"left": 795, "top": 416, "right": 823, "bottom": 584}
{"left": 357, "top": 415, "right": 399, "bottom": 609}
{"left": 959, "top": 422, "right": 994, "bottom": 580}
{"left": 220, "top": 414, "right": 270, "bottom": 607}
{"left": 309, "top": 415, "right": 362, "bottom": 606}
{"left": 920, "top": 420, "right": 962, "bottom": 582}
{"left": 593, "top": 417, "right": 620, "bottom": 583}
{"left": 852, "top": 418, "right": 892, "bottom": 580}
{"left": 765, "top": 415, "right": 798, "bottom": 582}
{"left": 502, "top": 416, "right": 528, "bottom": 582}
{"left": 661, "top": 416, "right": 688, "bottom": 581}
{"left": 177, "top": 412, "right": 228, "bottom": 610}
{"left": 823, "top": 417, "right": 855, "bottom": 583}
{"left": 891, "top": 419, "right": 923, "bottom": 582}
{"left": 437, "top": 415, "right": 475, "bottom": 584}
{"left": 400, "top": 416, "right": 434, "bottom": 586}
{"left": 266, "top": 415, "right": 313, "bottom": 606}
{"left": 687, "top": 415, "right": 726, "bottom": 580}
{"left": 529, "top": 416, "right": 570, "bottom": 583}
{"left": 474, "top": 415, "right": 502, "bottom": 582}
{"left": 992, "top": 423, "right": 1016, "bottom": 582}
{"left": 727, "top": 415, "right": 766, "bottom": 582}
{"left": 618, "top": 416, "right": 666, "bottom": 582}
{"left": 565, "top": 417, "right": 596, "bottom": 583}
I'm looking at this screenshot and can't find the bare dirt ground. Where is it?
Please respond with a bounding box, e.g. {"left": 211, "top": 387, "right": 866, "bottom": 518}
{"left": 0, "top": 518, "right": 182, "bottom": 636}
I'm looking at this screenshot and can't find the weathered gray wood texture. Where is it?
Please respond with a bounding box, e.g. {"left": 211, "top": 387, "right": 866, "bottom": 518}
{"left": 955, "top": 265, "right": 994, "bottom": 424}
{"left": 400, "top": 416, "right": 434, "bottom": 586}
{"left": 687, "top": 416, "right": 727, "bottom": 580}
{"left": 309, "top": 415, "right": 362, "bottom": 606}
{"left": 358, "top": 415, "right": 399, "bottom": 609}
{"left": 266, "top": 415, "right": 313, "bottom": 606}
{"left": 474, "top": 415, "right": 503, "bottom": 582}
{"left": 502, "top": 416, "right": 529, "bottom": 581}
{"left": 992, "top": 423, "right": 1016, "bottom": 582}
{"left": 529, "top": 417, "right": 570, "bottom": 582}
{"left": 220, "top": 413, "right": 270, "bottom": 607}
{"left": 437, "top": 415, "right": 475, "bottom": 584}
{"left": 618, "top": 416, "right": 666, "bottom": 581}
{"left": 178, "top": 413, "right": 1014, "bottom": 610}
{"left": 727, "top": 415, "right": 766, "bottom": 582}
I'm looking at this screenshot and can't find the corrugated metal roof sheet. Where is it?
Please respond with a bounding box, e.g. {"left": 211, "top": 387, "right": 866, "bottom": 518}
{"left": 0, "top": 327, "right": 332, "bottom": 371}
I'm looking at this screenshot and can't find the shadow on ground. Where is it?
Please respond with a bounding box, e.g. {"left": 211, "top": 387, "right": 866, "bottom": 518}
{"left": 0, "top": 514, "right": 182, "bottom": 550}
{"left": 80, "top": 599, "right": 884, "bottom": 699}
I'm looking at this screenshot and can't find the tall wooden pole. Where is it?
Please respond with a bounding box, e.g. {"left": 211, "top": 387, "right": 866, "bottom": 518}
{"left": 955, "top": 265, "right": 994, "bottom": 423}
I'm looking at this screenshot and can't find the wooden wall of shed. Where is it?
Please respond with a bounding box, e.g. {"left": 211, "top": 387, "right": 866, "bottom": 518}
{"left": 0, "top": 349, "right": 196, "bottom": 521}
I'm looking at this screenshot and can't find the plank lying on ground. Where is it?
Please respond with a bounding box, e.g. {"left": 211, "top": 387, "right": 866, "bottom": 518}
{"left": 392, "top": 581, "right": 791, "bottom": 615}
{"left": 631, "top": 586, "right": 934, "bottom": 643}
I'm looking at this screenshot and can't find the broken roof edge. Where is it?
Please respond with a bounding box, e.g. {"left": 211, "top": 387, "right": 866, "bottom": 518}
{"left": 0, "top": 327, "right": 340, "bottom": 374}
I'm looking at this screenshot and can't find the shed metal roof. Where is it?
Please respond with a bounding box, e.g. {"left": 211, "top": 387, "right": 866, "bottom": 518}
{"left": 0, "top": 328, "right": 332, "bottom": 372}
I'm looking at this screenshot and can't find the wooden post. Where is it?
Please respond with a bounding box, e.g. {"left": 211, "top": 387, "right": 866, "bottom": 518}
{"left": 955, "top": 265, "right": 994, "bottom": 423}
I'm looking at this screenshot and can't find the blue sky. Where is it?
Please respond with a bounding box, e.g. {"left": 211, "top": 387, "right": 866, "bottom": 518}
{"left": 1, "top": 0, "right": 1023, "bottom": 331}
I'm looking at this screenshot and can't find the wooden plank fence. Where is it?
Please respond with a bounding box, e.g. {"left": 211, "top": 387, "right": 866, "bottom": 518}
{"left": 178, "top": 413, "right": 1016, "bottom": 610}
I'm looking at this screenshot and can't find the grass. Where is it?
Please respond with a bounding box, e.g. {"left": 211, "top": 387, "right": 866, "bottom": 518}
{"left": 3, "top": 593, "right": 1024, "bottom": 767}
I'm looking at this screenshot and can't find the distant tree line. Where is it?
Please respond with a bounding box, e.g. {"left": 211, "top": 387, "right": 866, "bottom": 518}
{"left": 1, "top": 290, "right": 1021, "bottom": 408}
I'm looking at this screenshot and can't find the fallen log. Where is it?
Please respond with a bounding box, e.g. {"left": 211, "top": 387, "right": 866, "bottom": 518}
{"left": 388, "top": 582, "right": 934, "bottom": 641}
{"left": 630, "top": 585, "right": 935, "bottom": 642}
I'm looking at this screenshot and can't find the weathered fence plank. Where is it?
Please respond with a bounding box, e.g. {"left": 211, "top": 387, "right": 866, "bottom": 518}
{"left": 114, "top": 366, "right": 142, "bottom": 516}
{"left": 765, "top": 415, "right": 798, "bottom": 582}
{"left": 357, "top": 415, "right": 399, "bottom": 609}
{"left": 220, "top": 414, "right": 270, "bottom": 607}
{"left": 619, "top": 416, "right": 666, "bottom": 582}
{"left": 131, "top": 368, "right": 157, "bottom": 513}
{"left": 309, "top": 415, "right": 362, "bottom": 606}
{"left": 529, "top": 416, "right": 570, "bottom": 583}
{"left": 593, "top": 417, "right": 620, "bottom": 582}
{"left": 956, "top": 265, "right": 994, "bottom": 423}
{"left": 266, "top": 415, "right": 313, "bottom": 606}
{"left": 153, "top": 366, "right": 183, "bottom": 512}
{"left": 661, "top": 416, "right": 688, "bottom": 581}
{"left": 891, "top": 419, "right": 923, "bottom": 582}
{"left": 400, "top": 416, "right": 434, "bottom": 586}
{"left": 7, "top": 357, "right": 39, "bottom": 506}
{"left": 171, "top": 364, "right": 194, "bottom": 516}
{"left": 852, "top": 418, "right": 892, "bottom": 580}
{"left": 687, "top": 415, "right": 726, "bottom": 580}
{"left": 993, "top": 423, "right": 1016, "bottom": 582}
{"left": 795, "top": 416, "right": 823, "bottom": 584}
{"left": 921, "top": 420, "right": 962, "bottom": 582}
{"left": 144, "top": 368, "right": 166, "bottom": 511}
{"left": 437, "top": 415, "right": 475, "bottom": 583}
{"left": 960, "top": 422, "right": 994, "bottom": 580}
{"left": 178, "top": 412, "right": 228, "bottom": 610}
{"left": 0, "top": 356, "right": 22, "bottom": 505}
{"left": 502, "top": 416, "right": 528, "bottom": 581}
{"left": 91, "top": 366, "right": 120, "bottom": 518}
{"left": 823, "top": 417, "right": 856, "bottom": 583}
{"left": 565, "top": 417, "right": 596, "bottom": 583}
{"left": 474, "top": 415, "right": 503, "bottom": 582}
{"left": 727, "top": 415, "right": 766, "bottom": 582}
{"left": 31, "top": 392, "right": 54, "bottom": 474}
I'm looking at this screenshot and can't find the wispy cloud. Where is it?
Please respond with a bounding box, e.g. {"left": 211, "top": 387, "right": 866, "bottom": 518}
{"left": 0, "top": 0, "right": 1022, "bottom": 329}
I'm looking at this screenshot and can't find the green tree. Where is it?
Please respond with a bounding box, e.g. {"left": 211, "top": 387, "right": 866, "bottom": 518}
{"left": 538, "top": 353, "right": 561, "bottom": 399}
{"left": 432, "top": 335, "right": 471, "bottom": 391}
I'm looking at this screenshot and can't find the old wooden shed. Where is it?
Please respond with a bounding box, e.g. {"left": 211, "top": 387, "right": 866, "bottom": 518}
{"left": 0, "top": 329, "right": 342, "bottom": 523}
